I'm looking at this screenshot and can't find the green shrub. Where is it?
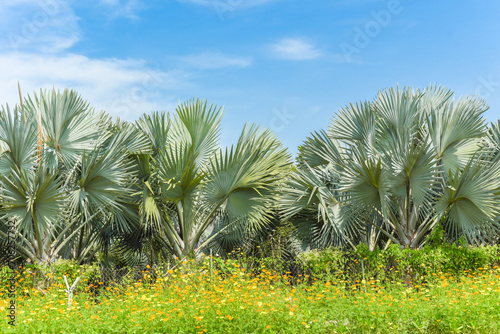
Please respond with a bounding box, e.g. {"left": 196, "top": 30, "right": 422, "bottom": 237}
{"left": 299, "top": 244, "right": 500, "bottom": 284}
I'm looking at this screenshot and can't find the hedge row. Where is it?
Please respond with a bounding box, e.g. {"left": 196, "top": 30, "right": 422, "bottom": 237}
{"left": 2, "top": 243, "right": 499, "bottom": 296}
{"left": 299, "top": 243, "right": 500, "bottom": 284}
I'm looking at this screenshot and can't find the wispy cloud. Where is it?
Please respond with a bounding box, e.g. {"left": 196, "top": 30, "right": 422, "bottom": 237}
{"left": 0, "top": 1, "right": 186, "bottom": 119}
{"left": 270, "top": 38, "right": 322, "bottom": 60}
{"left": 178, "top": 0, "right": 275, "bottom": 9}
{"left": 0, "top": 53, "right": 187, "bottom": 120}
{"left": 0, "top": 0, "right": 80, "bottom": 53}
{"left": 98, "top": 0, "right": 144, "bottom": 20}
{"left": 178, "top": 52, "right": 252, "bottom": 69}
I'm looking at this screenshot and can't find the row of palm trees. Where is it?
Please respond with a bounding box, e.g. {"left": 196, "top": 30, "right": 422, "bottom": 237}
{"left": 1, "top": 85, "right": 499, "bottom": 266}
{"left": 283, "top": 85, "right": 500, "bottom": 251}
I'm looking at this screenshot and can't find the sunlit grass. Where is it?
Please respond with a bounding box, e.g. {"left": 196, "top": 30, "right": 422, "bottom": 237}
{"left": 1, "top": 261, "right": 500, "bottom": 333}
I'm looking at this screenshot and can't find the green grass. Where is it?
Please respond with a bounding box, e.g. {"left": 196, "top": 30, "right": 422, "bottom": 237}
{"left": 1, "top": 262, "right": 500, "bottom": 333}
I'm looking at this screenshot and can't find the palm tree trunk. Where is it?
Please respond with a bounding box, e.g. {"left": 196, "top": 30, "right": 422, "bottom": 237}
{"left": 30, "top": 208, "right": 45, "bottom": 262}
{"left": 76, "top": 224, "right": 85, "bottom": 260}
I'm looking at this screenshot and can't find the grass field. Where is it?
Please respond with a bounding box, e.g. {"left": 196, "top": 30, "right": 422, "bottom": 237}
{"left": 1, "top": 261, "right": 500, "bottom": 333}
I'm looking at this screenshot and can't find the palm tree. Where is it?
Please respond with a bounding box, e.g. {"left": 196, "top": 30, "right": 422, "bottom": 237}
{"left": 281, "top": 85, "right": 500, "bottom": 250}
{"left": 111, "top": 99, "right": 292, "bottom": 263}
{"left": 0, "top": 89, "right": 141, "bottom": 264}
{"left": 0, "top": 90, "right": 291, "bottom": 266}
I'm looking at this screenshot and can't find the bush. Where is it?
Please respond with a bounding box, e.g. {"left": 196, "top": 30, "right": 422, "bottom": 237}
{"left": 298, "top": 243, "right": 500, "bottom": 284}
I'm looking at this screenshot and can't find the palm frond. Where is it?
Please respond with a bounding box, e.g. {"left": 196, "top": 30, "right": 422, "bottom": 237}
{"left": 170, "top": 98, "right": 222, "bottom": 170}
{"left": 0, "top": 104, "right": 37, "bottom": 175}
{"left": 195, "top": 124, "right": 291, "bottom": 251}
{"left": 136, "top": 111, "right": 170, "bottom": 155}
{"left": 24, "top": 88, "right": 105, "bottom": 169}
{"left": 436, "top": 158, "right": 500, "bottom": 244}
{"left": 427, "top": 96, "right": 488, "bottom": 170}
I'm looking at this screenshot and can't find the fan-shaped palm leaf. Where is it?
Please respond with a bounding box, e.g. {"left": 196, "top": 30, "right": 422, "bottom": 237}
{"left": 436, "top": 158, "right": 500, "bottom": 243}
{"left": 23, "top": 88, "right": 105, "bottom": 169}
{"left": 0, "top": 105, "right": 37, "bottom": 175}
{"left": 427, "top": 96, "right": 487, "bottom": 171}
{"left": 1, "top": 168, "right": 65, "bottom": 257}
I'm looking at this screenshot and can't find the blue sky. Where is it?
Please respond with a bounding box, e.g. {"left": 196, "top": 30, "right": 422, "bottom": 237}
{"left": 1, "top": 0, "right": 500, "bottom": 155}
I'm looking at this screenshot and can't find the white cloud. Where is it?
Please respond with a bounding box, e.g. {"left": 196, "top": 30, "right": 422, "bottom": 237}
{"left": 98, "top": 0, "right": 143, "bottom": 20}
{"left": 0, "top": 1, "right": 186, "bottom": 120}
{"left": 0, "top": 1, "right": 248, "bottom": 122}
{"left": 0, "top": 0, "right": 41, "bottom": 10}
{"left": 270, "top": 38, "right": 322, "bottom": 60}
{"left": 178, "top": 52, "right": 252, "bottom": 69}
{"left": 178, "top": 0, "right": 275, "bottom": 9}
{"left": 0, "top": 53, "right": 188, "bottom": 121}
{"left": 0, "top": 0, "right": 80, "bottom": 53}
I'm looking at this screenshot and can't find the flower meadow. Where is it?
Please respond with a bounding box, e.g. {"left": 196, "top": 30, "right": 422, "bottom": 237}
{"left": 1, "top": 256, "right": 500, "bottom": 333}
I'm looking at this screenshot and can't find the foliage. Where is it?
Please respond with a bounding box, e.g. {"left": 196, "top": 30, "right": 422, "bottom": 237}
{"left": 299, "top": 244, "right": 500, "bottom": 285}
{"left": 282, "top": 84, "right": 500, "bottom": 250}
{"left": 0, "top": 89, "right": 141, "bottom": 264}
{"left": 1, "top": 257, "right": 500, "bottom": 333}
{"left": 109, "top": 99, "right": 292, "bottom": 264}
{"left": 204, "top": 217, "right": 303, "bottom": 278}
{"left": 0, "top": 91, "right": 292, "bottom": 267}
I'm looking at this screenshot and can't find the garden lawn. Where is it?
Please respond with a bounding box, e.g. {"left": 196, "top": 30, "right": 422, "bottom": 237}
{"left": 1, "top": 265, "right": 500, "bottom": 333}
